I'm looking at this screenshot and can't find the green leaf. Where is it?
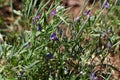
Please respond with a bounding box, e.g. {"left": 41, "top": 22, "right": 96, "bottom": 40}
{"left": 28, "top": 60, "right": 39, "bottom": 69}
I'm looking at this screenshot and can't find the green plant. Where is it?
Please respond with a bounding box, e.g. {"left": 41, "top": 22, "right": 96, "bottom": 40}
{"left": 0, "top": 0, "right": 120, "bottom": 80}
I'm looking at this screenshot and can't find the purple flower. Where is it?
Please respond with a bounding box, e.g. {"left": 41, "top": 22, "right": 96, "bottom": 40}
{"left": 107, "top": 42, "right": 112, "bottom": 48}
{"left": 60, "top": 28, "right": 62, "bottom": 35}
{"left": 83, "top": 10, "right": 91, "bottom": 17}
{"left": 32, "top": 14, "right": 41, "bottom": 24}
{"left": 32, "top": 21, "right": 35, "bottom": 24}
{"left": 38, "top": 24, "right": 42, "bottom": 31}
{"left": 36, "top": 14, "right": 41, "bottom": 19}
{"left": 46, "top": 53, "right": 52, "bottom": 59}
{"left": 51, "top": 10, "right": 57, "bottom": 16}
{"left": 50, "top": 32, "right": 59, "bottom": 41}
{"left": 32, "top": 14, "right": 41, "bottom": 20}
{"left": 104, "top": 2, "right": 110, "bottom": 9}
{"left": 91, "top": 73, "right": 98, "bottom": 80}
{"left": 26, "top": 42, "right": 30, "bottom": 48}
{"left": 91, "top": 73, "right": 95, "bottom": 80}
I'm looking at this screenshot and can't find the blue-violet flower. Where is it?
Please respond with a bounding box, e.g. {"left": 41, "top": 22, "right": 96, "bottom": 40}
{"left": 50, "top": 32, "right": 59, "bottom": 41}
{"left": 46, "top": 53, "right": 52, "bottom": 59}
{"left": 38, "top": 24, "right": 42, "bottom": 31}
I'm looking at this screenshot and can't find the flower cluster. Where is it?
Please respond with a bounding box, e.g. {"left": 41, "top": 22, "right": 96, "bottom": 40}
{"left": 31, "top": 7, "right": 62, "bottom": 42}
{"left": 32, "top": 14, "right": 41, "bottom": 24}
{"left": 31, "top": 13, "right": 43, "bottom": 31}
